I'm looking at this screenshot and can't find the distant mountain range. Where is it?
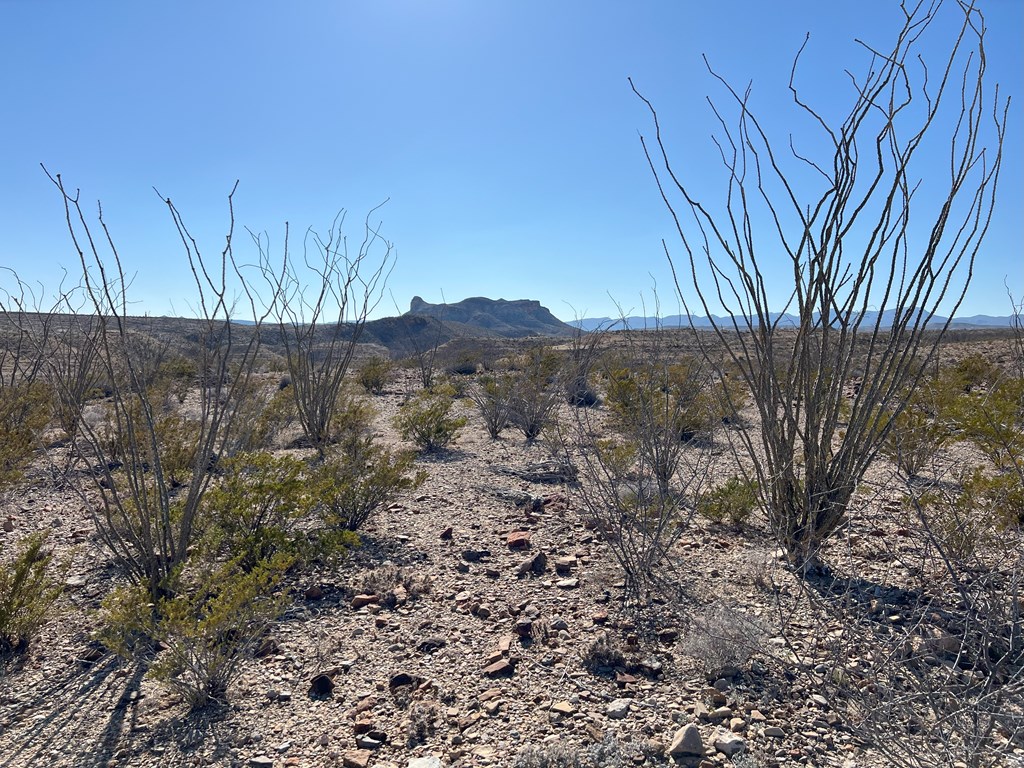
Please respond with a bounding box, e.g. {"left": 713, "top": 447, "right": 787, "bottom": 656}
{"left": 569, "top": 310, "right": 1022, "bottom": 332}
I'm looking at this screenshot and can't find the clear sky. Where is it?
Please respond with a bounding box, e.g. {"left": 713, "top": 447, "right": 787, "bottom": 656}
{"left": 1, "top": 0, "right": 1021, "bottom": 322}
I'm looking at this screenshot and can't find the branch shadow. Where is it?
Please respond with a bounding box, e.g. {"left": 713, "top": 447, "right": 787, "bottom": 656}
{"left": 0, "top": 654, "right": 146, "bottom": 768}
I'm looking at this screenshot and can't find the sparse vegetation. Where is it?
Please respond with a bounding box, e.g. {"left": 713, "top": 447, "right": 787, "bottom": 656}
{"left": 0, "top": 0, "right": 1017, "bottom": 758}
{"left": 317, "top": 435, "right": 425, "bottom": 532}
{"left": 0, "top": 532, "right": 66, "bottom": 653}
{"left": 467, "top": 373, "right": 514, "bottom": 438}
{"left": 697, "top": 476, "right": 758, "bottom": 527}
{"left": 394, "top": 386, "right": 466, "bottom": 452}
{"left": 681, "top": 602, "right": 766, "bottom": 678}
{"left": 357, "top": 356, "right": 393, "bottom": 395}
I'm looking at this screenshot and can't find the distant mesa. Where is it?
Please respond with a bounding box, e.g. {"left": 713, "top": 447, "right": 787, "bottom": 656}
{"left": 405, "top": 296, "right": 575, "bottom": 338}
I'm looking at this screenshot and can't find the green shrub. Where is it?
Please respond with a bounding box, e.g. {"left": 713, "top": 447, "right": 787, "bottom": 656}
{"left": 0, "top": 532, "right": 66, "bottom": 652}
{"left": 951, "top": 375, "right": 1024, "bottom": 473}
{"left": 903, "top": 467, "right": 1021, "bottom": 562}
{"left": 879, "top": 376, "right": 956, "bottom": 478}
{"left": 508, "top": 376, "right": 560, "bottom": 440}
{"left": 0, "top": 382, "right": 51, "bottom": 488}
{"left": 605, "top": 356, "right": 716, "bottom": 443}
{"left": 236, "top": 385, "right": 297, "bottom": 452}
{"left": 203, "top": 452, "right": 312, "bottom": 569}
{"left": 394, "top": 388, "right": 466, "bottom": 452}
{"left": 698, "top": 476, "right": 759, "bottom": 526}
{"left": 102, "top": 553, "right": 289, "bottom": 708}
{"left": 507, "top": 349, "right": 561, "bottom": 440}
{"left": 358, "top": 356, "right": 393, "bottom": 395}
{"left": 316, "top": 435, "right": 425, "bottom": 531}
{"left": 333, "top": 389, "right": 376, "bottom": 441}
{"left": 947, "top": 353, "right": 1001, "bottom": 393}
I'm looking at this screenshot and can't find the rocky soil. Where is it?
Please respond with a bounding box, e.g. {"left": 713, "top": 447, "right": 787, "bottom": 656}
{"left": 0, "top": 348, "right": 1021, "bottom": 768}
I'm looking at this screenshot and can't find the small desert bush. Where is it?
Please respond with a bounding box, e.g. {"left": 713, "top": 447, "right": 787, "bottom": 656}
{"left": 102, "top": 553, "right": 289, "bottom": 708}
{"left": 906, "top": 468, "right": 1021, "bottom": 561}
{"left": 355, "top": 564, "right": 433, "bottom": 607}
{"left": 0, "top": 381, "right": 51, "bottom": 488}
{"left": 605, "top": 356, "right": 717, "bottom": 443}
{"left": 507, "top": 348, "right": 562, "bottom": 440}
{"left": 879, "top": 376, "right": 956, "bottom": 478}
{"left": 514, "top": 743, "right": 581, "bottom": 768}
{"left": 0, "top": 532, "right": 66, "bottom": 652}
{"left": 682, "top": 602, "right": 766, "bottom": 678}
{"left": 950, "top": 374, "right": 1024, "bottom": 473}
{"left": 947, "top": 352, "right": 1002, "bottom": 393}
{"left": 316, "top": 435, "right": 425, "bottom": 531}
{"left": 405, "top": 701, "right": 439, "bottom": 746}
{"left": 468, "top": 373, "right": 514, "bottom": 438}
{"left": 394, "top": 387, "right": 466, "bottom": 452}
{"left": 235, "top": 385, "right": 297, "bottom": 452}
{"left": 698, "top": 476, "right": 759, "bottom": 526}
{"left": 357, "top": 356, "right": 392, "bottom": 395}
{"left": 203, "top": 452, "right": 312, "bottom": 569}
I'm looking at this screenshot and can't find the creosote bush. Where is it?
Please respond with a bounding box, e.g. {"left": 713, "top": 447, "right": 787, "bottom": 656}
{"left": 102, "top": 553, "right": 290, "bottom": 708}
{"left": 507, "top": 345, "right": 562, "bottom": 441}
{"left": 605, "top": 355, "right": 717, "bottom": 444}
{"left": 879, "top": 374, "right": 956, "bottom": 479}
{"left": 697, "top": 476, "right": 759, "bottom": 526}
{"left": 394, "top": 386, "right": 466, "bottom": 452}
{"left": 316, "top": 434, "right": 425, "bottom": 532}
{"left": 0, "top": 382, "right": 51, "bottom": 489}
{"left": 0, "top": 532, "right": 66, "bottom": 653}
{"left": 357, "top": 356, "right": 393, "bottom": 395}
{"left": 203, "top": 452, "right": 312, "bottom": 570}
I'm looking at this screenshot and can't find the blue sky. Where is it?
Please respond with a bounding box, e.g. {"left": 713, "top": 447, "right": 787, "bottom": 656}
{"left": 1, "top": 0, "right": 1020, "bottom": 321}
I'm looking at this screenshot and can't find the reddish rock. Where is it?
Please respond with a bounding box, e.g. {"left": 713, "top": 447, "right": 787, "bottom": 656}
{"left": 483, "top": 659, "right": 514, "bottom": 677}
{"left": 506, "top": 530, "right": 531, "bottom": 550}
{"left": 350, "top": 594, "right": 379, "bottom": 609}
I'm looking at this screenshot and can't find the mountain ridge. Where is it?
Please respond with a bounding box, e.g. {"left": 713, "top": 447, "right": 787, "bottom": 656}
{"left": 569, "top": 310, "right": 1022, "bottom": 332}
{"left": 405, "top": 295, "right": 575, "bottom": 337}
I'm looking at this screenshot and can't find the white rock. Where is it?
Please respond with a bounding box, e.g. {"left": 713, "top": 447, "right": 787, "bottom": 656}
{"left": 714, "top": 728, "right": 746, "bottom": 756}
{"left": 606, "top": 698, "right": 631, "bottom": 719}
